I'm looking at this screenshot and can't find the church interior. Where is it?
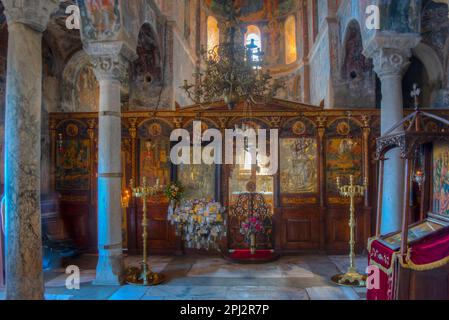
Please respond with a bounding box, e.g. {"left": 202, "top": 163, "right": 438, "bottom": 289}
{"left": 1, "top": 0, "right": 449, "bottom": 302}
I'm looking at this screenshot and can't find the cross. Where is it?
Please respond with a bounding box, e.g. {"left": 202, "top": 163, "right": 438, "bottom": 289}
{"left": 411, "top": 83, "right": 421, "bottom": 110}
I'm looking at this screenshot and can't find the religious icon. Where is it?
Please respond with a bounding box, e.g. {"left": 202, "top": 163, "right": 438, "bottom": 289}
{"left": 66, "top": 124, "right": 79, "bottom": 137}
{"left": 178, "top": 148, "right": 215, "bottom": 200}
{"left": 139, "top": 138, "right": 170, "bottom": 187}
{"left": 433, "top": 142, "right": 449, "bottom": 216}
{"left": 336, "top": 121, "right": 351, "bottom": 136}
{"left": 280, "top": 138, "right": 317, "bottom": 193}
{"left": 292, "top": 121, "right": 306, "bottom": 136}
{"left": 56, "top": 140, "right": 91, "bottom": 190}
{"left": 326, "top": 138, "right": 362, "bottom": 194}
{"left": 148, "top": 123, "right": 162, "bottom": 137}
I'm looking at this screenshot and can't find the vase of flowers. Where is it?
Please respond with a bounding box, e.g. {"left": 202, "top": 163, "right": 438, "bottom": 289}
{"left": 165, "top": 182, "right": 184, "bottom": 207}
{"left": 240, "top": 215, "right": 264, "bottom": 255}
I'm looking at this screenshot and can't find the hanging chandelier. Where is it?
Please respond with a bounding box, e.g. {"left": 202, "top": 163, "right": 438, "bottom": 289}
{"left": 181, "top": 1, "right": 285, "bottom": 110}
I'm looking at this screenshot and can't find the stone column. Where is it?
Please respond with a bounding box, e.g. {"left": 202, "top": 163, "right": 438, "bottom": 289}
{"left": 87, "top": 43, "right": 133, "bottom": 285}
{"left": 364, "top": 33, "right": 420, "bottom": 234}
{"left": 2, "top": 0, "right": 58, "bottom": 300}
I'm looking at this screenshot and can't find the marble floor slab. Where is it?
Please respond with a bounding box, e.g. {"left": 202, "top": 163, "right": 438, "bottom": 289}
{"left": 328, "top": 255, "right": 368, "bottom": 275}
{"left": 306, "top": 286, "right": 360, "bottom": 300}
{"left": 187, "top": 257, "right": 314, "bottom": 278}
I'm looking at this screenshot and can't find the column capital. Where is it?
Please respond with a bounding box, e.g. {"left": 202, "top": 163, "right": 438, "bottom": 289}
{"left": 2, "top": 0, "right": 59, "bottom": 32}
{"left": 85, "top": 41, "right": 137, "bottom": 82}
{"left": 363, "top": 32, "right": 421, "bottom": 79}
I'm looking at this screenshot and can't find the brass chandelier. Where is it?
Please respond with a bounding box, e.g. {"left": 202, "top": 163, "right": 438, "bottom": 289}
{"left": 181, "top": 1, "right": 284, "bottom": 110}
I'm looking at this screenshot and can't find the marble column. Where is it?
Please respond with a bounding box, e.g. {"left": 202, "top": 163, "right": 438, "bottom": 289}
{"left": 87, "top": 43, "right": 133, "bottom": 285}
{"left": 2, "top": 0, "right": 58, "bottom": 300}
{"left": 364, "top": 33, "right": 421, "bottom": 234}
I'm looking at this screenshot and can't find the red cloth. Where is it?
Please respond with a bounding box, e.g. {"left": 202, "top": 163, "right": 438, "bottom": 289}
{"left": 229, "top": 249, "right": 274, "bottom": 260}
{"left": 408, "top": 229, "right": 449, "bottom": 266}
{"left": 367, "top": 227, "right": 449, "bottom": 300}
{"left": 367, "top": 240, "right": 397, "bottom": 301}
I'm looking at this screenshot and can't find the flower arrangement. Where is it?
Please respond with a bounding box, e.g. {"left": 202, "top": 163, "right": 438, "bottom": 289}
{"left": 167, "top": 199, "right": 226, "bottom": 250}
{"left": 240, "top": 215, "right": 265, "bottom": 239}
{"left": 165, "top": 182, "right": 184, "bottom": 202}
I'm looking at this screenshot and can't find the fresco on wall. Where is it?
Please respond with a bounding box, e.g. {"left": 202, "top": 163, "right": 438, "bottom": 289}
{"left": 56, "top": 140, "right": 91, "bottom": 191}
{"left": 326, "top": 136, "right": 362, "bottom": 195}
{"left": 75, "top": 64, "right": 99, "bottom": 112}
{"left": 280, "top": 138, "right": 317, "bottom": 194}
{"left": 422, "top": 1, "right": 449, "bottom": 61}
{"left": 342, "top": 22, "right": 372, "bottom": 80}
{"left": 433, "top": 141, "right": 449, "bottom": 216}
{"left": 78, "top": 0, "right": 121, "bottom": 40}
{"left": 381, "top": 0, "right": 421, "bottom": 33}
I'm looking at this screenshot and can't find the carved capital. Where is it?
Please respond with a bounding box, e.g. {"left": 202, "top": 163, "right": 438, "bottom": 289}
{"left": 3, "top": 0, "right": 59, "bottom": 32}
{"left": 173, "top": 117, "right": 183, "bottom": 129}
{"left": 85, "top": 42, "right": 137, "bottom": 82}
{"left": 363, "top": 32, "right": 421, "bottom": 79}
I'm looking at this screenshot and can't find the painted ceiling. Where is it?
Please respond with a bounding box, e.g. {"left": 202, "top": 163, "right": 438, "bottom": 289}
{"left": 205, "top": 0, "right": 297, "bottom": 21}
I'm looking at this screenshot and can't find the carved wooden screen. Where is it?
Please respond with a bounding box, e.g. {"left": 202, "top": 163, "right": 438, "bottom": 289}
{"left": 54, "top": 119, "right": 96, "bottom": 249}
{"left": 49, "top": 101, "right": 392, "bottom": 254}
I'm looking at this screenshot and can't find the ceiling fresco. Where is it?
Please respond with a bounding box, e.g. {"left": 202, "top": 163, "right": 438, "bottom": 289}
{"left": 205, "top": 0, "right": 297, "bottom": 21}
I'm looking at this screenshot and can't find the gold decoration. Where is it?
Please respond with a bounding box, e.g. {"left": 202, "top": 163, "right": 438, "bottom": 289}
{"left": 331, "top": 175, "right": 368, "bottom": 287}
{"left": 66, "top": 124, "right": 79, "bottom": 137}
{"left": 292, "top": 121, "right": 306, "bottom": 135}
{"left": 125, "top": 177, "right": 165, "bottom": 286}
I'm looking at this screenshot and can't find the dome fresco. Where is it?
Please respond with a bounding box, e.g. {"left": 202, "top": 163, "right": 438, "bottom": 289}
{"left": 205, "top": 0, "right": 297, "bottom": 21}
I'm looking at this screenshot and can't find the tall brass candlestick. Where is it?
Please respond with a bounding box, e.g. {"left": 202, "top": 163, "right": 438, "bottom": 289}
{"left": 331, "top": 175, "right": 367, "bottom": 287}
{"left": 125, "top": 177, "right": 165, "bottom": 286}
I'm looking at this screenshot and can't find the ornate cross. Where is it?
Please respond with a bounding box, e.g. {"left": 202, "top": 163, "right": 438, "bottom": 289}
{"left": 411, "top": 83, "right": 421, "bottom": 110}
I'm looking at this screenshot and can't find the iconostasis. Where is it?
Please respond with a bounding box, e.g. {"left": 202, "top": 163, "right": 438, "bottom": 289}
{"left": 49, "top": 101, "right": 392, "bottom": 255}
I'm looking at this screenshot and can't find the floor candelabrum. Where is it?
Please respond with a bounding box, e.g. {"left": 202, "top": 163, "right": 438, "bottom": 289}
{"left": 125, "top": 177, "right": 165, "bottom": 286}
{"left": 331, "top": 175, "right": 368, "bottom": 287}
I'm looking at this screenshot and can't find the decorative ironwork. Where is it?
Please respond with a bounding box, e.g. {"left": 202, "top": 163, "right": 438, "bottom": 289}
{"left": 231, "top": 192, "right": 272, "bottom": 219}
{"left": 181, "top": 0, "right": 284, "bottom": 110}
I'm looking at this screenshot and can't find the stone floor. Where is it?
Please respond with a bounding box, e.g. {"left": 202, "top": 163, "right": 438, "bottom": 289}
{"left": 0, "top": 254, "right": 368, "bottom": 300}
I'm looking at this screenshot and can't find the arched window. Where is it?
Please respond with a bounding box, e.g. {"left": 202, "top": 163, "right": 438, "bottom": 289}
{"left": 285, "top": 15, "right": 297, "bottom": 64}
{"left": 207, "top": 16, "right": 219, "bottom": 54}
{"left": 245, "top": 25, "right": 262, "bottom": 61}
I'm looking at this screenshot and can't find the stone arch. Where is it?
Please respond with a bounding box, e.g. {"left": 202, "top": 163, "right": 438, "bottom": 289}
{"left": 413, "top": 42, "right": 444, "bottom": 86}
{"left": 335, "top": 19, "right": 375, "bottom": 108}
{"left": 340, "top": 20, "right": 372, "bottom": 81}
{"left": 402, "top": 55, "right": 433, "bottom": 108}
{"left": 128, "top": 0, "right": 162, "bottom": 54}
{"left": 129, "top": 22, "right": 170, "bottom": 110}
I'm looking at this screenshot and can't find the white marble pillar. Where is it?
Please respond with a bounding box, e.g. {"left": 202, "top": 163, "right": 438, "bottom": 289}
{"left": 2, "top": 0, "right": 58, "bottom": 300}
{"left": 87, "top": 43, "right": 132, "bottom": 285}
{"left": 364, "top": 34, "right": 421, "bottom": 234}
